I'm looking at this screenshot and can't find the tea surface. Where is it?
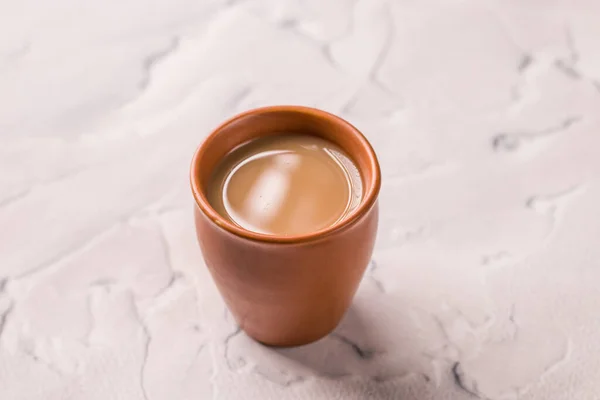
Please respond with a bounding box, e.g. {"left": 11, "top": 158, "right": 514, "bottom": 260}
{"left": 207, "top": 134, "right": 362, "bottom": 236}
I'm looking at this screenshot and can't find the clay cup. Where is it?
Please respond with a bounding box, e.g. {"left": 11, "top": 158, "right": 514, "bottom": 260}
{"left": 190, "top": 106, "right": 381, "bottom": 346}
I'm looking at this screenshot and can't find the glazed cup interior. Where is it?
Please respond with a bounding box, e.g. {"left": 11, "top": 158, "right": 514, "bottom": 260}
{"left": 190, "top": 105, "right": 381, "bottom": 243}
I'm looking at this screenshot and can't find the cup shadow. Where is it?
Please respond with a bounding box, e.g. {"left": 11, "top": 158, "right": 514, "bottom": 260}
{"left": 224, "top": 303, "right": 383, "bottom": 383}
{"left": 224, "top": 294, "right": 460, "bottom": 399}
{"left": 275, "top": 305, "right": 380, "bottom": 377}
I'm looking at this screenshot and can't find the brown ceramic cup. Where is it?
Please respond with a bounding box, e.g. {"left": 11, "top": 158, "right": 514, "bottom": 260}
{"left": 190, "top": 106, "right": 381, "bottom": 346}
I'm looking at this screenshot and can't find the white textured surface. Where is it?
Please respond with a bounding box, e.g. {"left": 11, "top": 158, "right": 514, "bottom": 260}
{"left": 1, "top": 0, "right": 600, "bottom": 398}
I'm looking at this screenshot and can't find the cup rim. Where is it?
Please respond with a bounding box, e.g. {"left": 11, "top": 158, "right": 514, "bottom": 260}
{"left": 190, "top": 105, "right": 381, "bottom": 244}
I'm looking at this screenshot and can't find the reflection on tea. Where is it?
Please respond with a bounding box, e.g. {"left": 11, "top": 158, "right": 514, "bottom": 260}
{"left": 207, "top": 134, "right": 362, "bottom": 236}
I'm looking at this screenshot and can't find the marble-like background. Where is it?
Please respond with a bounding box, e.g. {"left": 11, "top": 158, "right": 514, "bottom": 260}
{"left": 2, "top": 0, "right": 600, "bottom": 399}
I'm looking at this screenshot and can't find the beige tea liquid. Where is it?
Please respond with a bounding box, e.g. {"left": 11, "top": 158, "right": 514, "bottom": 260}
{"left": 207, "top": 134, "right": 362, "bottom": 236}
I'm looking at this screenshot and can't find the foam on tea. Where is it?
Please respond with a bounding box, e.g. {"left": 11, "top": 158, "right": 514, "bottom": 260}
{"left": 207, "top": 134, "right": 362, "bottom": 236}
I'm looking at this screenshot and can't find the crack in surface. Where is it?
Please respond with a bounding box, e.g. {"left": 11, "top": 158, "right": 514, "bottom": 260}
{"left": 511, "top": 50, "right": 536, "bottom": 102}
{"left": 367, "top": 260, "right": 385, "bottom": 292}
{"left": 564, "top": 25, "right": 579, "bottom": 64}
{"left": 431, "top": 316, "right": 460, "bottom": 357}
{"left": 131, "top": 300, "right": 151, "bottom": 400}
{"left": 554, "top": 59, "right": 581, "bottom": 80}
{"left": 82, "top": 292, "right": 96, "bottom": 347}
{"left": 517, "top": 53, "right": 533, "bottom": 73}
{"left": 0, "top": 42, "right": 30, "bottom": 64}
{"left": 552, "top": 25, "right": 600, "bottom": 97}
{"left": 152, "top": 220, "right": 183, "bottom": 301}
{"left": 492, "top": 116, "right": 582, "bottom": 152}
{"left": 554, "top": 25, "right": 580, "bottom": 80}
{"left": 253, "top": 367, "right": 306, "bottom": 387}
{"left": 156, "top": 221, "right": 174, "bottom": 273}
{"left": 481, "top": 251, "right": 511, "bottom": 266}
{"left": 370, "top": 276, "right": 385, "bottom": 292}
{"left": 540, "top": 337, "right": 572, "bottom": 380}
{"left": 0, "top": 189, "right": 31, "bottom": 209}
{"left": 508, "top": 304, "right": 516, "bottom": 324}
{"left": 526, "top": 184, "right": 583, "bottom": 218}
{"left": 525, "top": 184, "right": 585, "bottom": 244}
{"left": 452, "top": 362, "right": 482, "bottom": 398}
{"left": 340, "top": 93, "right": 359, "bottom": 115}
{"left": 151, "top": 271, "right": 185, "bottom": 304}
{"left": 138, "top": 37, "right": 180, "bottom": 92}
{"left": 140, "top": 330, "right": 151, "bottom": 400}
{"left": 368, "top": 2, "right": 395, "bottom": 93}
{"left": 371, "top": 371, "right": 431, "bottom": 384}
{"left": 331, "top": 333, "right": 376, "bottom": 360}
{"left": 336, "top": 2, "right": 398, "bottom": 112}
{"left": 278, "top": 22, "right": 338, "bottom": 69}
{"left": 22, "top": 345, "right": 64, "bottom": 377}
{"left": 0, "top": 300, "right": 14, "bottom": 339}
{"left": 89, "top": 277, "right": 118, "bottom": 288}
{"left": 224, "top": 326, "right": 243, "bottom": 370}
{"left": 184, "top": 343, "right": 206, "bottom": 376}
